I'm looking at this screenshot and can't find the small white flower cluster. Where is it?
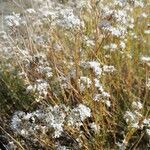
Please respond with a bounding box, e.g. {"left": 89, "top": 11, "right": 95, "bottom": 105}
{"left": 71, "top": 0, "right": 92, "bottom": 11}
{"left": 75, "top": 104, "right": 91, "bottom": 121}
{"left": 11, "top": 103, "right": 95, "bottom": 140}
{"left": 103, "top": 43, "right": 118, "bottom": 51}
{"left": 55, "top": 8, "right": 84, "bottom": 29}
{"left": 141, "top": 55, "right": 150, "bottom": 66}
{"left": 81, "top": 61, "right": 102, "bottom": 77}
{"left": 118, "top": 99, "right": 149, "bottom": 149}
{"left": 124, "top": 101, "right": 150, "bottom": 130}
{"left": 6, "top": 141, "right": 18, "bottom": 150}
{"left": 7, "top": 49, "right": 53, "bottom": 101}
{"left": 67, "top": 104, "right": 91, "bottom": 127}
{"left": 103, "top": 65, "right": 116, "bottom": 73}
{"left": 11, "top": 106, "right": 64, "bottom": 138}
{"left": 83, "top": 36, "right": 95, "bottom": 47}
{"left": 36, "top": 66, "right": 53, "bottom": 77}
{"left": 56, "top": 145, "right": 68, "bottom": 150}
{"left": 80, "top": 61, "right": 111, "bottom": 106}
{"left": 119, "top": 41, "right": 126, "bottom": 49}
{"left": 3, "top": 0, "right": 87, "bottom": 31}
{"left": 146, "top": 78, "right": 150, "bottom": 89}
{"left": 116, "top": 140, "right": 127, "bottom": 150}
{"left": 0, "top": 31, "right": 8, "bottom": 40}
{"left": 78, "top": 76, "right": 92, "bottom": 92}
{"left": 5, "top": 13, "right": 22, "bottom": 27}
{"left": 99, "top": 3, "right": 131, "bottom": 37}
{"left": 93, "top": 93, "right": 111, "bottom": 107}
{"left": 15, "top": 52, "right": 53, "bottom": 101}
{"left": 89, "top": 122, "right": 100, "bottom": 133}
{"left": 134, "top": 0, "right": 144, "bottom": 8}
{"left": 146, "top": 129, "right": 150, "bottom": 137}
{"left": 26, "top": 79, "right": 49, "bottom": 101}
{"left": 132, "top": 101, "right": 143, "bottom": 110}
{"left": 25, "top": 8, "right": 36, "bottom": 14}
{"left": 124, "top": 111, "right": 142, "bottom": 128}
{"left": 98, "top": 0, "right": 146, "bottom": 53}
{"left": 144, "top": 30, "right": 150, "bottom": 34}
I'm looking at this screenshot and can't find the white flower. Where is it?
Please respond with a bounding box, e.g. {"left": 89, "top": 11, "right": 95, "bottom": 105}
{"left": 81, "top": 61, "right": 102, "bottom": 76}
{"left": 143, "top": 118, "right": 150, "bottom": 127}
{"left": 53, "top": 43, "right": 62, "bottom": 51}
{"left": 114, "top": 10, "right": 127, "bottom": 24}
{"left": 110, "top": 43, "right": 118, "bottom": 49}
{"left": 146, "top": 78, "right": 150, "bottom": 89}
{"left": 103, "top": 65, "right": 116, "bottom": 73}
{"left": 5, "top": 13, "right": 21, "bottom": 27}
{"left": 93, "top": 94, "right": 101, "bottom": 101}
{"left": 141, "top": 13, "right": 147, "bottom": 18}
{"left": 103, "top": 43, "right": 117, "bottom": 51}
{"left": 93, "top": 92, "right": 110, "bottom": 106}
{"left": 120, "top": 41, "right": 126, "bottom": 49}
{"left": 35, "top": 79, "right": 49, "bottom": 94}
{"left": 26, "top": 85, "right": 34, "bottom": 93}
{"left": 85, "top": 61, "right": 102, "bottom": 76}
{"left": 93, "top": 78, "right": 104, "bottom": 91}
{"left": 8, "top": 141, "right": 17, "bottom": 150}
{"left": 103, "top": 45, "right": 110, "bottom": 50}
{"left": 134, "top": 1, "right": 144, "bottom": 8}
{"left": 56, "top": 145, "right": 68, "bottom": 150}
{"left": 102, "top": 92, "right": 110, "bottom": 98}
{"left": 78, "top": 76, "right": 92, "bottom": 92}
{"left": 11, "top": 111, "right": 25, "bottom": 131}
{"left": 26, "top": 8, "right": 36, "bottom": 14}
{"left": 104, "top": 100, "right": 111, "bottom": 107}
{"left": 99, "top": 20, "right": 111, "bottom": 29}
{"left": 75, "top": 0, "right": 92, "bottom": 10}
{"left": 23, "top": 113, "right": 33, "bottom": 120}
{"left": 89, "top": 122, "right": 100, "bottom": 133}
{"left": 0, "top": 31, "right": 8, "bottom": 40}
{"left": 124, "top": 110, "right": 144, "bottom": 129}
{"left": 36, "top": 66, "right": 53, "bottom": 77}
{"left": 132, "top": 101, "right": 143, "bottom": 110}
{"left": 109, "top": 27, "right": 123, "bottom": 37}
{"left": 116, "top": 142, "right": 127, "bottom": 150}
{"left": 77, "top": 104, "right": 91, "bottom": 121}
{"left": 144, "top": 30, "right": 150, "bottom": 34}
{"left": 142, "top": 56, "right": 150, "bottom": 62}
{"left": 53, "top": 126, "right": 63, "bottom": 138}
{"left": 84, "top": 36, "right": 95, "bottom": 47}
{"left": 124, "top": 111, "right": 138, "bottom": 126}
{"left": 55, "top": 8, "right": 84, "bottom": 29}
{"left": 20, "top": 129, "right": 28, "bottom": 136}
{"left": 131, "top": 122, "right": 139, "bottom": 128}
{"left": 67, "top": 104, "right": 91, "bottom": 127}
{"left": 146, "top": 129, "right": 150, "bottom": 136}
{"left": 141, "top": 56, "right": 150, "bottom": 63}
